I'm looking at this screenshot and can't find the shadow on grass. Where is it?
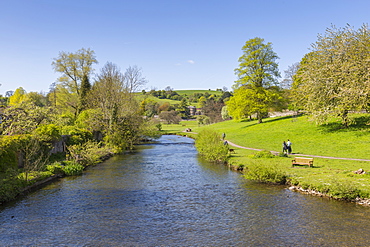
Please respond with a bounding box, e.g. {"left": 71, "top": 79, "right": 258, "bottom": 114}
{"left": 240, "top": 115, "right": 304, "bottom": 129}
{"left": 318, "top": 115, "right": 370, "bottom": 134}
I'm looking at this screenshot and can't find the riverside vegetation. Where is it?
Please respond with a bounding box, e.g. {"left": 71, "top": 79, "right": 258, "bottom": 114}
{"left": 163, "top": 113, "right": 370, "bottom": 203}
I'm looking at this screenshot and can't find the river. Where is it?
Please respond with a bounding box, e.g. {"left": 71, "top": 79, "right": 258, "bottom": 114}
{"left": 1, "top": 135, "right": 370, "bottom": 246}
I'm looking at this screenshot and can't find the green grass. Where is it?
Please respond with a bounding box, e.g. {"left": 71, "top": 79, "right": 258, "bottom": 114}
{"left": 161, "top": 120, "right": 199, "bottom": 134}
{"left": 200, "top": 115, "right": 370, "bottom": 159}
{"left": 170, "top": 114, "right": 370, "bottom": 200}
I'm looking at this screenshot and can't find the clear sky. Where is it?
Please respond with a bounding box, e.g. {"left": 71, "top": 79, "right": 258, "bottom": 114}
{"left": 0, "top": 0, "right": 369, "bottom": 95}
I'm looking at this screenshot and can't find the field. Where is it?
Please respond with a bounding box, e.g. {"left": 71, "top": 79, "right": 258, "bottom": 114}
{"left": 162, "top": 114, "right": 370, "bottom": 200}
{"left": 135, "top": 89, "right": 223, "bottom": 107}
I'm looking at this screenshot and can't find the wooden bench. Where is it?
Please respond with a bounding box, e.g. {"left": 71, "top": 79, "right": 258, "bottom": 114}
{"left": 292, "top": 157, "right": 313, "bottom": 167}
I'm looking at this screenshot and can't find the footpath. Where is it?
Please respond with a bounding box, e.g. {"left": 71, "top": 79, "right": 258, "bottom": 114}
{"left": 225, "top": 140, "right": 370, "bottom": 162}
{"left": 183, "top": 130, "right": 370, "bottom": 162}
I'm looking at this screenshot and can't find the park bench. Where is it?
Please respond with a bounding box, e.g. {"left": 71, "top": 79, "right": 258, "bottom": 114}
{"left": 292, "top": 157, "right": 313, "bottom": 167}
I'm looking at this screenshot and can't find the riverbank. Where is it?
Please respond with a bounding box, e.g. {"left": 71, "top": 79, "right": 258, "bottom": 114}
{"left": 0, "top": 148, "right": 115, "bottom": 205}
{"left": 161, "top": 116, "right": 370, "bottom": 206}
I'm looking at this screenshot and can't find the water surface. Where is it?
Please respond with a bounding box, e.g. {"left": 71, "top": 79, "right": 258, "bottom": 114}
{"left": 1, "top": 135, "right": 370, "bottom": 246}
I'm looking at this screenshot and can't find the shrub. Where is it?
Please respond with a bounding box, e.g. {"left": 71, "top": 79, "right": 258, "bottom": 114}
{"left": 250, "top": 150, "right": 276, "bottom": 158}
{"left": 33, "top": 124, "right": 61, "bottom": 142}
{"left": 62, "top": 161, "right": 84, "bottom": 176}
{"left": 0, "top": 176, "right": 25, "bottom": 203}
{"left": 326, "top": 179, "right": 366, "bottom": 200}
{"left": 0, "top": 135, "right": 29, "bottom": 172}
{"left": 244, "top": 162, "right": 287, "bottom": 184}
{"left": 61, "top": 126, "right": 93, "bottom": 145}
{"left": 46, "top": 162, "right": 64, "bottom": 175}
{"left": 195, "top": 129, "right": 229, "bottom": 163}
{"left": 67, "top": 141, "right": 113, "bottom": 166}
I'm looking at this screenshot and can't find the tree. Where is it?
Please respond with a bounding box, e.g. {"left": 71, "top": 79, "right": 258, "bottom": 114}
{"left": 281, "top": 62, "right": 299, "bottom": 89}
{"left": 1, "top": 102, "right": 55, "bottom": 135}
{"left": 293, "top": 24, "right": 370, "bottom": 127}
{"left": 88, "top": 62, "right": 143, "bottom": 151}
{"left": 79, "top": 74, "right": 91, "bottom": 111}
{"left": 5, "top": 90, "right": 14, "bottom": 97}
{"left": 231, "top": 37, "right": 281, "bottom": 123}
{"left": 227, "top": 86, "right": 274, "bottom": 121}
{"left": 23, "top": 92, "right": 47, "bottom": 107}
{"left": 52, "top": 48, "right": 97, "bottom": 116}
{"left": 201, "top": 98, "right": 224, "bottom": 123}
{"left": 159, "top": 111, "right": 181, "bottom": 124}
{"left": 123, "top": 65, "right": 147, "bottom": 93}
{"left": 9, "top": 87, "right": 26, "bottom": 106}
{"left": 176, "top": 98, "right": 190, "bottom": 119}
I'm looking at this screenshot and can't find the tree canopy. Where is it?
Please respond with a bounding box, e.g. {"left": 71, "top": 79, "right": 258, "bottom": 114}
{"left": 293, "top": 24, "right": 370, "bottom": 126}
{"left": 229, "top": 37, "right": 281, "bottom": 123}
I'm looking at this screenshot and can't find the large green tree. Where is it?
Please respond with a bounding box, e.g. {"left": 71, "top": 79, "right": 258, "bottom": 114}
{"left": 293, "top": 24, "right": 370, "bottom": 126}
{"left": 52, "top": 48, "right": 97, "bottom": 116}
{"left": 231, "top": 37, "right": 281, "bottom": 123}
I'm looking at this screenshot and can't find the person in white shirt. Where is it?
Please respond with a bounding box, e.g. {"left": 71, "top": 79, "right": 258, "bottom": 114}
{"left": 287, "top": 140, "right": 292, "bottom": 154}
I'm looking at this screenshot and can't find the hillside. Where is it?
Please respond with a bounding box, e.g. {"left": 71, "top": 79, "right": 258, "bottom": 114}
{"left": 136, "top": 89, "right": 225, "bottom": 107}
{"left": 197, "top": 114, "right": 370, "bottom": 160}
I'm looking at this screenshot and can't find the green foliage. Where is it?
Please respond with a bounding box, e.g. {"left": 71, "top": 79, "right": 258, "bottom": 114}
{"left": 1, "top": 103, "right": 55, "bottom": 135}
{"left": 325, "top": 179, "right": 367, "bottom": 200}
{"left": 250, "top": 150, "right": 275, "bottom": 158}
{"left": 79, "top": 74, "right": 91, "bottom": 112}
{"left": 0, "top": 135, "right": 29, "bottom": 172}
{"left": 46, "top": 162, "right": 64, "bottom": 175}
{"left": 33, "top": 124, "right": 61, "bottom": 142}
{"left": 155, "top": 123, "right": 162, "bottom": 131}
{"left": 62, "top": 161, "right": 84, "bottom": 176}
{"left": 197, "top": 115, "right": 210, "bottom": 125}
{"left": 232, "top": 37, "right": 281, "bottom": 123}
{"left": 244, "top": 162, "right": 287, "bottom": 184}
{"left": 75, "top": 108, "right": 104, "bottom": 132}
{"left": 293, "top": 24, "right": 370, "bottom": 127}
{"left": 195, "top": 129, "right": 229, "bottom": 163}
{"left": 8, "top": 87, "right": 26, "bottom": 106}
{"left": 0, "top": 176, "right": 25, "bottom": 203}
{"left": 67, "top": 140, "right": 112, "bottom": 166}
{"left": 234, "top": 37, "right": 280, "bottom": 89}
{"left": 159, "top": 111, "right": 181, "bottom": 124}
{"left": 62, "top": 126, "right": 93, "bottom": 145}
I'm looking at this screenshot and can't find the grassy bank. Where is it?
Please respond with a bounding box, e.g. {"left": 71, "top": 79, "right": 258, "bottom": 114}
{"left": 162, "top": 115, "right": 370, "bottom": 201}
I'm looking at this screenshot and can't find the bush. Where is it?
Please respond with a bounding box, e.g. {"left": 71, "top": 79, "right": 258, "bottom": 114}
{"left": 250, "top": 150, "right": 276, "bottom": 158}
{"left": 33, "top": 124, "right": 61, "bottom": 142}
{"left": 61, "top": 126, "right": 93, "bottom": 145}
{"left": 244, "top": 162, "right": 287, "bottom": 184}
{"left": 67, "top": 141, "right": 113, "bottom": 166}
{"left": 195, "top": 129, "right": 229, "bottom": 163}
{"left": 46, "top": 162, "right": 64, "bottom": 175}
{"left": 326, "top": 179, "right": 366, "bottom": 200}
{"left": 62, "top": 161, "right": 84, "bottom": 176}
{"left": 0, "top": 176, "right": 25, "bottom": 203}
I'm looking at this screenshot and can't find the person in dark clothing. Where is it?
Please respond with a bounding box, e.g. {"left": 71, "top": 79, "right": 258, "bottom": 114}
{"left": 282, "top": 141, "right": 288, "bottom": 154}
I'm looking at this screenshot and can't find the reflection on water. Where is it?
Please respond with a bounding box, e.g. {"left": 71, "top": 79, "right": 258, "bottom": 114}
{"left": 1, "top": 135, "right": 370, "bottom": 246}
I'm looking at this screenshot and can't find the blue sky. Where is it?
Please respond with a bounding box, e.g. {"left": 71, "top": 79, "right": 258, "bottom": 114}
{"left": 0, "top": 0, "right": 369, "bottom": 95}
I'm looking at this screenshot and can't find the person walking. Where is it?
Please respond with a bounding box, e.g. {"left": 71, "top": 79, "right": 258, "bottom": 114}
{"left": 282, "top": 141, "right": 288, "bottom": 154}
{"left": 287, "top": 139, "right": 292, "bottom": 154}
{"left": 222, "top": 133, "right": 226, "bottom": 140}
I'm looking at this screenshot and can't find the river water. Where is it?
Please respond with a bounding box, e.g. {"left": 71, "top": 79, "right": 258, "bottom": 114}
{"left": 1, "top": 135, "right": 370, "bottom": 246}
